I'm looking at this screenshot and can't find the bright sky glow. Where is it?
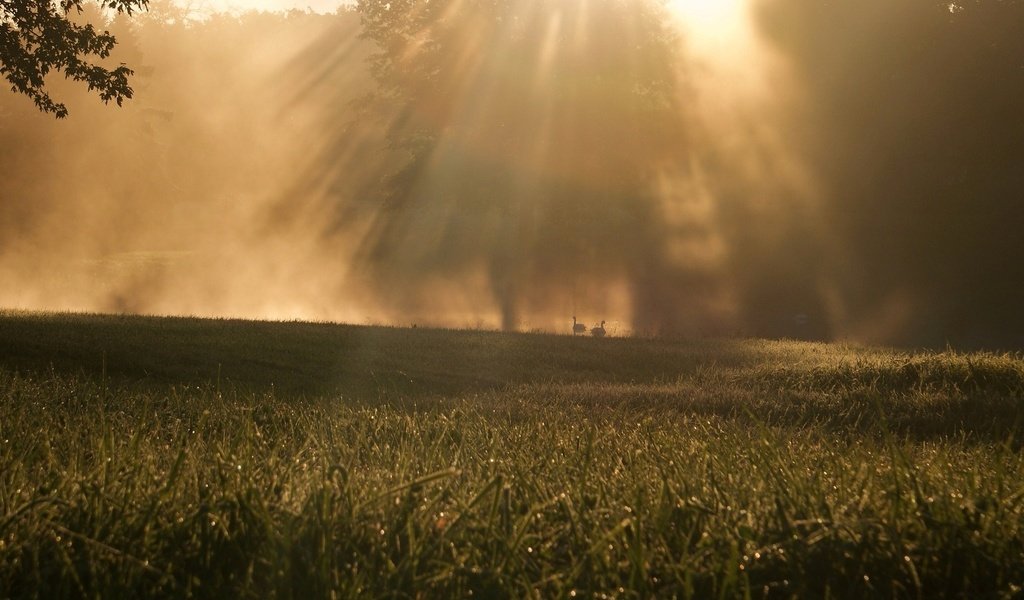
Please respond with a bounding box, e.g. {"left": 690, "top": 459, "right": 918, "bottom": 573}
{"left": 175, "top": 0, "right": 346, "bottom": 16}
{"left": 182, "top": 0, "right": 751, "bottom": 30}
{"left": 666, "top": 0, "right": 751, "bottom": 51}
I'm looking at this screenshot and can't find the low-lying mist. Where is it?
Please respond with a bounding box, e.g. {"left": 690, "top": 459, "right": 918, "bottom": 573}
{"left": 1, "top": 0, "right": 1022, "bottom": 349}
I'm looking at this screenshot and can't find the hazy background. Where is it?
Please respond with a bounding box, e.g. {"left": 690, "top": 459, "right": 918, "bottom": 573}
{"left": 1, "top": 0, "right": 1022, "bottom": 349}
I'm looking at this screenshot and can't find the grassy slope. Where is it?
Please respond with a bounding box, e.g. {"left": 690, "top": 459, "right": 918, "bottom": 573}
{"left": 0, "top": 311, "right": 766, "bottom": 396}
{"left": 1, "top": 311, "right": 1023, "bottom": 598}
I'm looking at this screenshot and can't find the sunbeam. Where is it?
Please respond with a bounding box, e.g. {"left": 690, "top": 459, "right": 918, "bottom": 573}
{"left": 2, "top": 0, "right": 1022, "bottom": 346}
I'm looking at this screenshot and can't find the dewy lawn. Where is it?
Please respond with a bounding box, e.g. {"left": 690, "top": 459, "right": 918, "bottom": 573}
{"left": 1, "top": 312, "right": 1022, "bottom": 598}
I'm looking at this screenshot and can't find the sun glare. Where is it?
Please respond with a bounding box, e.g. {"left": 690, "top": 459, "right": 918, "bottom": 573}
{"left": 666, "top": 0, "right": 750, "bottom": 50}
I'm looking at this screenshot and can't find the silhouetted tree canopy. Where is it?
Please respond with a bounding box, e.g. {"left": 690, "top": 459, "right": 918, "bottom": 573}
{"left": 353, "top": 0, "right": 708, "bottom": 331}
{"left": 754, "top": 0, "right": 1024, "bottom": 347}
{"left": 0, "top": 0, "right": 147, "bottom": 117}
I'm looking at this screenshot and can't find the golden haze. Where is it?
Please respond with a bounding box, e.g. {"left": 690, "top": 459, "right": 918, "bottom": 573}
{"left": 1, "top": 0, "right": 1022, "bottom": 348}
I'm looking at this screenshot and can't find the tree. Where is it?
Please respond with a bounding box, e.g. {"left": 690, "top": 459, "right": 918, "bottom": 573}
{"left": 753, "top": 0, "right": 1024, "bottom": 347}
{"left": 352, "top": 0, "right": 710, "bottom": 332}
{"left": 0, "top": 0, "right": 147, "bottom": 118}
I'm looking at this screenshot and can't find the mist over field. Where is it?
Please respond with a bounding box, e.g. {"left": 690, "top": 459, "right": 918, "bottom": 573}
{"left": 3, "top": 3, "right": 1024, "bottom": 595}
{"left": 1, "top": 0, "right": 1022, "bottom": 348}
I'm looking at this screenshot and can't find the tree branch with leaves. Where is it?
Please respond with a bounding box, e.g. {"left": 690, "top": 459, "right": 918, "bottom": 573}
{"left": 0, "top": 0, "right": 147, "bottom": 117}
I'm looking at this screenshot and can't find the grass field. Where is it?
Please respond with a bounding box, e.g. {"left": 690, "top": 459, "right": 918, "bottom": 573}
{"left": 1, "top": 311, "right": 1023, "bottom": 598}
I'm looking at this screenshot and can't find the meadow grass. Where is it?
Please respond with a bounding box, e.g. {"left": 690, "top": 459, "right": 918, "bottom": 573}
{"left": 1, "top": 311, "right": 1023, "bottom": 598}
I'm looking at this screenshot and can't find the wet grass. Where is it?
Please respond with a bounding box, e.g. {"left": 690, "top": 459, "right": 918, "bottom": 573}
{"left": 1, "top": 311, "right": 1023, "bottom": 598}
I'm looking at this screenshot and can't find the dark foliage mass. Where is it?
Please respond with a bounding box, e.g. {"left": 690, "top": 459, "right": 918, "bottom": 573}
{"left": 753, "top": 0, "right": 1024, "bottom": 348}
{"left": 0, "top": 0, "right": 147, "bottom": 117}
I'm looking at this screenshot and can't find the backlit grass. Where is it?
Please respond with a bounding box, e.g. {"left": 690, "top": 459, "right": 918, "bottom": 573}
{"left": 1, "top": 312, "right": 1022, "bottom": 598}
